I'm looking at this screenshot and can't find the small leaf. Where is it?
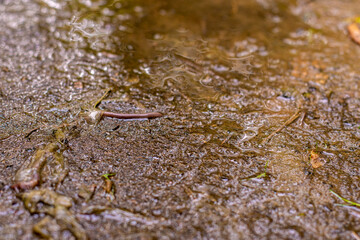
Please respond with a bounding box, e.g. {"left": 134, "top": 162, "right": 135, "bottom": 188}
{"left": 101, "top": 173, "right": 115, "bottom": 180}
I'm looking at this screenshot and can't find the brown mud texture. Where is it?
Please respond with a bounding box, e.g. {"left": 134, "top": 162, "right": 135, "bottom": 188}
{"left": 1, "top": 0, "right": 360, "bottom": 239}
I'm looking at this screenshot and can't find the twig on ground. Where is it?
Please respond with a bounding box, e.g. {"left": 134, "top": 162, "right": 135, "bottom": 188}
{"left": 87, "top": 110, "right": 162, "bottom": 123}
{"left": 352, "top": 231, "right": 360, "bottom": 240}
{"left": 221, "top": 132, "right": 234, "bottom": 145}
{"left": 93, "top": 88, "right": 112, "bottom": 108}
{"left": 24, "top": 127, "right": 40, "bottom": 139}
{"left": 261, "top": 109, "right": 302, "bottom": 145}
{"left": 330, "top": 190, "right": 360, "bottom": 207}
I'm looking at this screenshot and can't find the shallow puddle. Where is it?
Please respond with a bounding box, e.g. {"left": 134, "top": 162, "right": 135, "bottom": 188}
{"left": 1, "top": 0, "right": 360, "bottom": 239}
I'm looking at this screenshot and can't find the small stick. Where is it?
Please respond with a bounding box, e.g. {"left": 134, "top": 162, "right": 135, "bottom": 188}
{"left": 87, "top": 110, "right": 162, "bottom": 123}
{"left": 24, "top": 127, "right": 40, "bottom": 139}
{"left": 221, "top": 132, "right": 234, "bottom": 145}
{"left": 93, "top": 88, "right": 112, "bottom": 108}
{"left": 261, "top": 109, "right": 302, "bottom": 145}
{"left": 102, "top": 111, "right": 162, "bottom": 119}
{"left": 352, "top": 231, "right": 360, "bottom": 240}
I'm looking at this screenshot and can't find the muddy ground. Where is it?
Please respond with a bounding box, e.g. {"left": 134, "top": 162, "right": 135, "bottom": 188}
{"left": 1, "top": 0, "right": 360, "bottom": 239}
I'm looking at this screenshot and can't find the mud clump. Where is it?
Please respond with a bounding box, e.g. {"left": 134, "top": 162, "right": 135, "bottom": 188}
{"left": 22, "top": 189, "right": 87, "bottom": 240}
{"left": 12, "top": 143, "right": 59, "bottom": 191}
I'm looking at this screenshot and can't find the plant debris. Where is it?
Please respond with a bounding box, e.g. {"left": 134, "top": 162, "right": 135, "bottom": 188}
{"left": 348, "top": 23, "right": 360, "bottom": 45}
{"left": 330, "top": 190, "right": 360, "bottom": 207}
{"left": 310, "top": 150, "right": 325, "bottom": 169}
{"left": 93, "top": 88, "right": 112, "bottom": 108}
{"left": 261, "top": 110, "right": 302, "bottom": 144}
{"left": 101, "top": 173, "right": 116, "bottom": 201}
{"left": 250, "top": 160, "right": 269, "bottom": 180}
{"left": 85, "top": 110, "right": 163, "bottom": 124}
{"left": 12, "top": 143, "right": 59, "bottom": 190}
{"left": 22, "top": 189, "right": 87, "bottom": 240}
{"left": 242, "top": 160, "right": 269, "bottom": 181}
{"left": 352, "top": 231, "right": 360, "bottom": 240}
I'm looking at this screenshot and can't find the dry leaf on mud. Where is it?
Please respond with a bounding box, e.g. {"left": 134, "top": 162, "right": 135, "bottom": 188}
{"left": 310, "top": 150, "right": 325, "bottom": 169}
{"left": 348, "top": 23, "right": 360, "bottom": 45}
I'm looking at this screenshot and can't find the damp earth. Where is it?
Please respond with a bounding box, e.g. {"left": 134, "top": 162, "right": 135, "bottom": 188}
{"left": 1, "top": 0, "right": 360, "bottom": 239}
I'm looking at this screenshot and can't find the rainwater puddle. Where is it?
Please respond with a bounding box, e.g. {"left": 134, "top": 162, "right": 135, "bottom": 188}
{"left": 1, "top": 0, "right": 360, "bottom": 239}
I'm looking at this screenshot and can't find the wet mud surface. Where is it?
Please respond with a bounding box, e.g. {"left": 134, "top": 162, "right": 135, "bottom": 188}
{"left": 1, "top": 0, "right": 360, "bottom": 239}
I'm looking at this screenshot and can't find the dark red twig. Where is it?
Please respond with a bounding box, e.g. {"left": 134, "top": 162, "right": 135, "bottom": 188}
{"left": 101, "top": 111, "right": 162, "bottom": 119}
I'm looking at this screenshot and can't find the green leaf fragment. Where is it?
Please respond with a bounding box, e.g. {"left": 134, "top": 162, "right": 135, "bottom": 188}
{"left": 251, "top": 172, "right": 266, "bottom": 179}
{"left": 330, "top": 190, "right": 360, "bottom": 207}
{"left": 101, "top": 173, "right": 115, "bottom": 180}
{"left": 249, "top": 160, "right": 269, "bottom": 180}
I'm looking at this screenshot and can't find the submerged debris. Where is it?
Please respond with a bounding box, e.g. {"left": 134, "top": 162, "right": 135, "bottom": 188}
{"left": 261, "top": 110, "right": 302, "bottom": 144}
{"left": 22, "top": 189, "right": 87, "bottom": 240}
{"left": 242, "top": 160, "right": 270, "bottom": 181}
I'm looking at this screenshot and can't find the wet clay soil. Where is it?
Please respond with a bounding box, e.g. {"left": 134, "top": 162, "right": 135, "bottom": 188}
{"left": 1, "top": 0, "right": 360, "bottom": 239}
